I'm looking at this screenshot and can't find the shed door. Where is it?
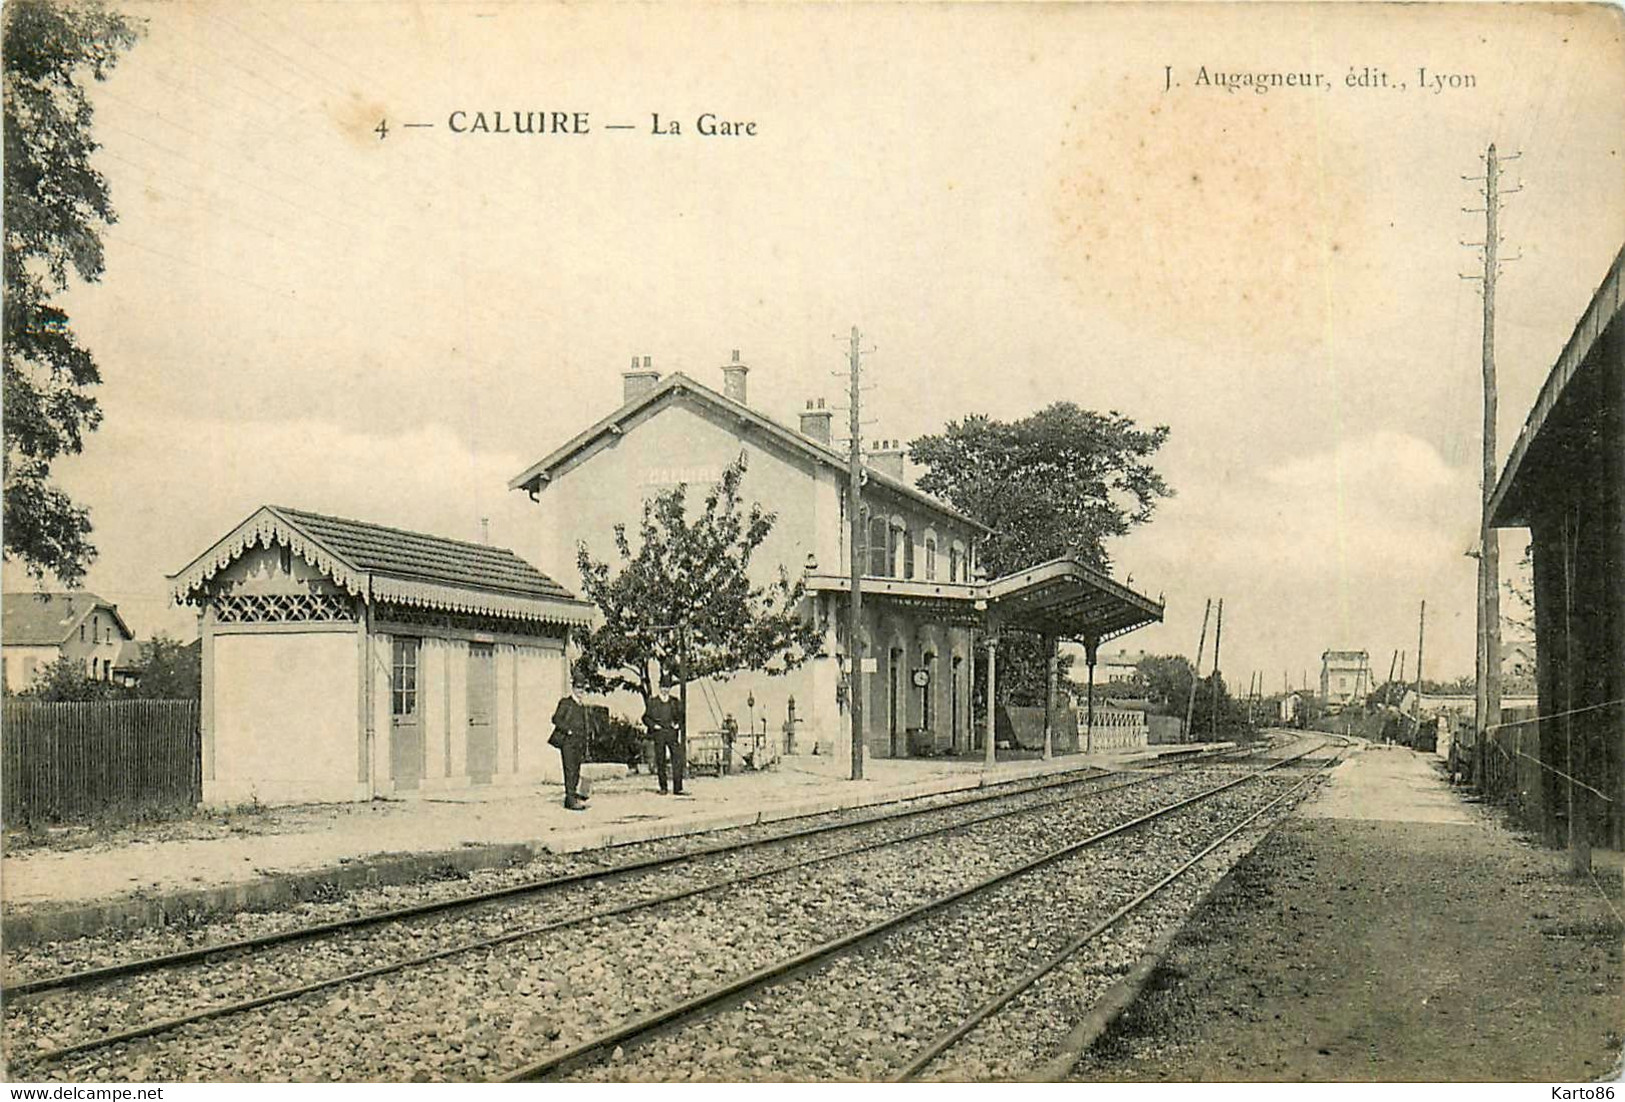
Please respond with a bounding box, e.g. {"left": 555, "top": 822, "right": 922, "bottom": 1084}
{"left": 466, "top": 642, "right": 497, "bottom": 785}
{"left": 390, "top": 637, "right": 423, "bottom": 791}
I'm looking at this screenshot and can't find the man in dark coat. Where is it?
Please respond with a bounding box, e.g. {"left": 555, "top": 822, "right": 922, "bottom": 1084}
{"left": 550, "top": 683, "right": 596, "bottom": 811}
{"left": 642, "top": 681, "right": 686, "bottom": 796}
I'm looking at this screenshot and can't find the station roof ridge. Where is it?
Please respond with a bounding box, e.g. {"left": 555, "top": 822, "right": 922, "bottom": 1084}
{"left": 506, "top": 370, "right": 993, "bottom": 535}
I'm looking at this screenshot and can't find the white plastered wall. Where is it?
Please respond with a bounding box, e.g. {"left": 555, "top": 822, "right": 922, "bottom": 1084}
{"left": 206, "top": 631, "right": 363, "bottom": 806}
{"left": 515, "top": 641, "right": 568, "bottom": 784}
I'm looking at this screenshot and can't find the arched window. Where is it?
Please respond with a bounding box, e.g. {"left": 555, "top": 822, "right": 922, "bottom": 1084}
{"left": 868, "top": 515, "right": 890, "bottom": 577}
{"left": 950, "top": 540, "right": 968, "bottom": 582}
{"left": 890, "top": 518, "right": 907, "bottom": 579}
{"left": 923, "top": 530, "right": 938, "bottom": 580}
{"left": 902, "top": 529, "right": 916, "bottom": 580}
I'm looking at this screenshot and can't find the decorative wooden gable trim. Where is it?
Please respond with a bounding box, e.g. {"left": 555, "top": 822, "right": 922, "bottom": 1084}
{"left": 170, "top": 507, "right": 367, "bottom": 605}
{"left": 368, "top": 576, "right": 592, "bottom": 627}
{"left": 170, "top": 507, "right": 595, "bottom": 628}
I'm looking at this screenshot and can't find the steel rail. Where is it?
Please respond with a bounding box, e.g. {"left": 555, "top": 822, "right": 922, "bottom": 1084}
{"left": 894, "top": 742, "right": 1345, "bottom": 1080}
{"left": 3, "top": 762, "right": 1144, "bottom": 1001}
{"left": 24, "top": 766, "right": 1185, "bottom": 1065}
{"left": 500, "top": 741, "right": 1323, "bottom": 1083}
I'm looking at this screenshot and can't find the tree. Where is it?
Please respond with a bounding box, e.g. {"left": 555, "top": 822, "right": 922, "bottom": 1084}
{"left": 1136, "top": 653, "right": 1197, "bottom": 712}
{"left": 912, "top": 403, "right": 1172, "bottom": 705}
{"left": 127, "top": 633, "right": 200, "bottom": 699}
{"left": 910, "top": 403, "right": 1172, "bottom": 577}
{"left": 18, "top": 655, "right": 116, "bottom": 701}
{"left": 572, "top": 454, "right": 824, "bottom": 702}
{"left": 3, "top": 0, "right": 141, "bottom": 585}
{"left": 1502, "top": 540, "right": 1534, "bottom": 636}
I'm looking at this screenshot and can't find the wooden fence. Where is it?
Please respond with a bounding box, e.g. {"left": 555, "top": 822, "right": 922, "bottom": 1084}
{"left": 2, "top": 699, "right": 200, "bottom": 824}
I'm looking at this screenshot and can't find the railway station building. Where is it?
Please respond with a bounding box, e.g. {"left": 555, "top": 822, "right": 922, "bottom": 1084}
{"left": 509, "top": 353, "right": 1165, "bottom": 764}
{"left": 1487, "top": 241, "right": 1624, "bottom": 858}
{"left": 171, "top": 506, "right": 594, "bottom": 806}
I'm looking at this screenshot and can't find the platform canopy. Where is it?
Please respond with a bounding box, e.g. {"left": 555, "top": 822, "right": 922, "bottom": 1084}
{"left": 805, "top": 556, "right": 1163, "bottom": 643}
{"left": 984, "top": 558, "right": 1164, "bottom": 642}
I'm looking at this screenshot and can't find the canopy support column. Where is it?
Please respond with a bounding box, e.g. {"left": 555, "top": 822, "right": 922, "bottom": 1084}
{"left": 984, "top": 634, "right": 998, "bottom": 770}
{"left": 1084, "top": 636, "right": 1099, "bottom": 755}
{"left": 1042, "top": 633, "right": 1057, "bottom": 761}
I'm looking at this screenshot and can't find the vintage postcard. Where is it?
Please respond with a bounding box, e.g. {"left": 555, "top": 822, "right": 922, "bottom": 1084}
{"left": 2, "top": 0, "right": 1621, "bottom": 1088}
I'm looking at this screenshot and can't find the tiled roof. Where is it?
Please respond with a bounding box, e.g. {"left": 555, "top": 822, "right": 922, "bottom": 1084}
{"left": 2, "top": 592, "right": 131, "bottom": 646}
{"left": 112, "top": 638, "right": 146, "bottom": 672}
{"left": 507, "top": 372, "right": 993, "bottom": 534}
{"left": 271, "top": 507, "right": 574, "bottom": 602}
{"left": 169, "top": 506, "right": 592, "bottom": 626}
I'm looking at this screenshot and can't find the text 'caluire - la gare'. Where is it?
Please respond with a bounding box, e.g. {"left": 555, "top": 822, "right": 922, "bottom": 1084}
{"left": 445, "top": 111, "right": 758, "bottom": 136}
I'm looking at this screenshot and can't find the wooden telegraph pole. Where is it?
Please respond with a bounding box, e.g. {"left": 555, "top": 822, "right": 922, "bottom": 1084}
{"left": 1210, "top": 598, "right": 1224, "bottom": 743}
{"left": 1413, "top": 600, "right": 1426, "bottom": 737}
{"left": 1473, "top": 143, "right": 1505, "bottom": 787}
{"left": 1184, "top": 598, "right": 1212, "bottom": 742}
{"left": 846, "top": 326, "right": 865, "bottom": 782}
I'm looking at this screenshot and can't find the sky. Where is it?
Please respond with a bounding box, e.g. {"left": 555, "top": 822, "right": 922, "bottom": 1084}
{"left": 11, "top": 0, "right": 1625, "bottom": 691}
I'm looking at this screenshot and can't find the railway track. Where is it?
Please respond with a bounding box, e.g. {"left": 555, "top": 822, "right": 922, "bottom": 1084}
{"left": 7, "top": 753, "right": 1249, "bottom": 1075}
{"left": 898, "top": 747, "right": 1346, "bottom": 1081}
{"left": 7, "top": 739, "right": 1327, "bottom": 1082}
{"left": 4, "top": 762, "right": 1145, "bottom": 1000}
{"left": 520, "top": 738, "right": 1340, "bottom": 1083}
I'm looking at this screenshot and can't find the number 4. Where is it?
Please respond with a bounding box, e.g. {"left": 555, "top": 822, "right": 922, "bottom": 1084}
{"left": 375, "top": 118, "right": 389, "bottom": 140}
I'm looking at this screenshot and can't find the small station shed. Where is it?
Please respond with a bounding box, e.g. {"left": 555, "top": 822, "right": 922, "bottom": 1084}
{"left": 171, "top": 506, "right": 594, "bottom": 806}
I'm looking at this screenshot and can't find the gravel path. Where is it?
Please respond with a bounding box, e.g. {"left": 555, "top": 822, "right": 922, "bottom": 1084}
{"left": 6, "top": 765, "right": 1238, "bottom": 1080}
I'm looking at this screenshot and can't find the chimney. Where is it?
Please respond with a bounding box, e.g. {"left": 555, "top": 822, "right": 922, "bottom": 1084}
{"left": 799, "top": 398, "right": 833, "bottom": 446}
{"left": 865, "top": 438, "right": 906, "bottom": 480}
{"left": 623, "top": 354, "right": 660, "bottom": 404}
{"left": 721, "top": 349, "right": 749, "bottom": 405}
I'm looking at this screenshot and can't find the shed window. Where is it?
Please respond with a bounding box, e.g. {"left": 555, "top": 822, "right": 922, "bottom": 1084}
{"left": 392, "top": 638, "right": 420, "bottom": 717}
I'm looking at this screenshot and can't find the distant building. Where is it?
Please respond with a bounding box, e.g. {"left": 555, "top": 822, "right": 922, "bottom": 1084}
{"left": 1099, "top": 648, "right": 1146, "bottom": 683}
{"left": 2, "top": 592, "right": 135, "bottom": 691}
{"left": 110, "top": 639, "right": 147, "bottom": 687}
{"left": 1501, "top": 638, "right": 1536, "bottom": 680}
{"left": 1320, "top": 649, "right": 1372, "bottom": 709}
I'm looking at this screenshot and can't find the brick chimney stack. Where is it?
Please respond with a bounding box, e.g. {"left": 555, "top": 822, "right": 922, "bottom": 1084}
{"left": 721, "top": 349, "right": 749, "bottom": 405}
{"left": 799, "top": 398, "right": 834, "bottom": 446}
{"left": 623, "top": 354, "right": 660, "bottom": 404}
{"left": 865, "top": 438, "right": 906, "bottom": 480}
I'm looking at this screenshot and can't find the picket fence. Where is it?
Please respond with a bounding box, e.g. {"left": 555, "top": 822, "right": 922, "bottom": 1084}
{"left": 2, "top": 699, "right": 200, "bottom": 824}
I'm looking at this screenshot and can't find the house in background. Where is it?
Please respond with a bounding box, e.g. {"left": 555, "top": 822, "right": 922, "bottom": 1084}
{"left": 2, "top": 592, "right": 135, "bottom": 691}
{"left": 1501, "top": 638, "right": 1536, "bottom": 681}
{"left": 111, "top": 639, "right": 147, "bottom": 687}
{"left": 171, "top": 506, "right": 594, "bottom": 806}
{"left": 1320, "top": 649, "right": 1372, "bottom": 711}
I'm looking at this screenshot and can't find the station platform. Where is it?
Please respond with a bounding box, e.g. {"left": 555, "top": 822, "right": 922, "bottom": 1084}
{"left": 1073, "top": 743, "right": 1625, "bottom": 1082}
{"left": 0, "top": 741, "right": 1230, "bottom": 947}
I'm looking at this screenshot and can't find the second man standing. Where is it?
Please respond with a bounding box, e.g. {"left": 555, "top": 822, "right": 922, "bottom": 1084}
{"left": 642, "top": 680, "right": 687, "bottom": 796}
